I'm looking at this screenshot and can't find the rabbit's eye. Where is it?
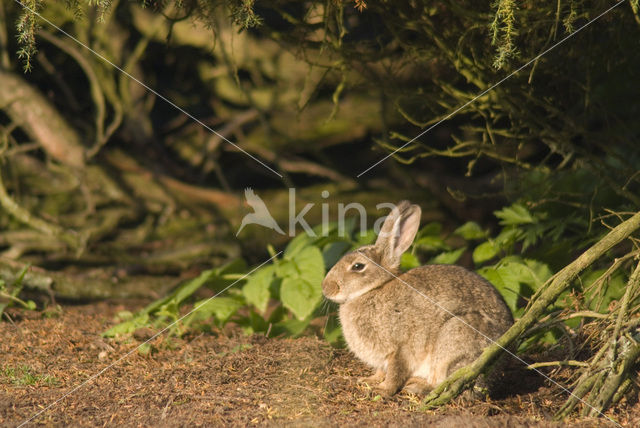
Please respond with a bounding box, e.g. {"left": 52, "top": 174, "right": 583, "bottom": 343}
{"left": 351, "top": 262, "right": 365, "bottom": 272}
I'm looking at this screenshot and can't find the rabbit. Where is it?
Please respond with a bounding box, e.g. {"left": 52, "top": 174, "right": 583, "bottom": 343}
{"left": 322, "top": 200, "right": 513, "bottom": 397}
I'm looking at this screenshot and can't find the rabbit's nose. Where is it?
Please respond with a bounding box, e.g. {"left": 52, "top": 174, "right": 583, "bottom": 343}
{"left": 322, "top": 276, "right": 340, "bottom": 299}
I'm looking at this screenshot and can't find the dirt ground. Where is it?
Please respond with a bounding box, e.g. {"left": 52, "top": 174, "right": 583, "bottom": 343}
{"left": 0, "top": 301, "right": 637, "bottom": 427}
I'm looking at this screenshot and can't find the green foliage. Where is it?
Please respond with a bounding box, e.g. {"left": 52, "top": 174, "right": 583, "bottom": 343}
{"left": 104, "top": 220, "right": 362, "bottom": 339}
{"left": 0, "top": 265, "right": 35, "bottom": 319}
{"left": 229, "top": 0, "right": 263, "bottom": 29}
{"left": 15, "top": 0, "right": 41, "bottom": 72}
{"left": 490, "top": 0, "right": 519, "bottom": 68}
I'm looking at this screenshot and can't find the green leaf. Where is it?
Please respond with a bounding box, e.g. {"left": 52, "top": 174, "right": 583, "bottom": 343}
{"left": 323, "top": 323, "right": 343, "bottom": 346}
{"left": 418, "top": 222, "right": 442, "bottom": 236}
{"left": 478, "top": 267, "right": 521, "bottom": 314}
{"left": 242, "top": 265, "right": 274, "bottom": 313}
{"left": 102, "top": 313, "right": 150, "bottom": 337}
{"left": 355, "top": 229, "right": 377, "bottom": 246}
{"left": 292, "top": 245, "right": 325, "bottom": 287}
{"left": 207, "top": 258, "right": 249, "bottom": 291}
{"left": 274, "top": 317, "right": 311, "bottom": 337}
{"left": 414, "top": 235, "right": 447, "bottom": 250}
{"left": 585, "top": 271, "right": 627, "bottom": 313}
{"left": 431, "top": 247, "right": 466, "bottom": 265}
{"left": 401, "top": 252, "right": 421, "bottom": 270}
{"left": 523, "top": 259, "right": 553, "bottom": 288}
{"left": 173, "top": 269, "right": 217, "bottom": 305}
{"left": 187, "top": 296, "right": 244, "bottom": 324}
{"left": 472, "top": 241, "right": 499, "bottom": 264}
{"left": 494, "top": 228, "right": 521, "bottom": 249}
{"left": 454, "top": 222, "right": 487, "bottom": 240}
{"left": 495, "top": 203, "right": 535, "bottom": 226}
{"left": 276, "top": 258, "right": 299, "bottom": 278}
{"left": 284, "top": 233, "right": 314, "bottom": 258}
{"left": 280, "top": 277, "right": 322, "bottom": 320}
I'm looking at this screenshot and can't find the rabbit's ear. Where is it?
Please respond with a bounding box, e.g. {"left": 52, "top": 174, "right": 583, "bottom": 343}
{"left": 376, "top": 201, "right": 421, "bottom": 269}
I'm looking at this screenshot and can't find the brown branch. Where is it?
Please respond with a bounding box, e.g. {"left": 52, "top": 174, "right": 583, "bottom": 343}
{"left": 0, "top": 69, "right": 85, "bottom": 168}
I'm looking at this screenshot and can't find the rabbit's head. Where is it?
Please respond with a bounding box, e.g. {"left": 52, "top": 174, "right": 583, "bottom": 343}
{"left": 322, "top": 201, "right": 421, "bottom": 303}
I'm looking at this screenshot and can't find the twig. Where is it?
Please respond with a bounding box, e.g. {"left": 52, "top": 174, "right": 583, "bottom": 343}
{"left": 527, "top": 360, "right": 589, "bottom": 369}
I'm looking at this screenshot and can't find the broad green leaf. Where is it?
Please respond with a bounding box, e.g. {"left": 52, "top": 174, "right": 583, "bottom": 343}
{"left": 418, "top": 222, "right": 442, "bottom": 236}
{"left": 247, "top": 310, "right": 270, "bottom": 332}
{"left": 102, "top": 313, "right": 150, "bottom": 337}
{"left": 187, "top": 297, "right": 244, "bottom": 323}
{"left": 323, "top": 324, "right": 343, "bottom": 346}
{"left": 284, "top": 233, "right": 313, "bottom": 258}
{"left": 495, "top": 203, "right": 535, "bottom": 226}
{"left": 586, "top": 271, "right": 627, "bottom": 313}
{"left": 137, "top": 343, "right": 152, "bottom": 356}
{"left": 414, "top": 235, "right": 447, "bottom": 250}
{"left": 523, "top": 259, "right": 553, "bottom": 289}
{"left": 478, "top": 267, "right": 521, "bottom": 314}
{"left": 276, "top": 259, "right": 300, "bottom": 278}
{"left": 207, "top": 258, "right": 249, "bottom": 291}
{"left": 431, "top": 247, "right": 466, "bottom": 265}
{"left": 0, "top": 302, "right": 8, "bottom": 319}
{"left": 173, "top": 269, "right": 217, "bottom": 305}
{"left": 494, "top": 228, "right": 521, "bottom": 248}
{"left": 242, "top": 265, "right": 274, "bottom": 313}
{"left": 292, "top": 245, "right": 325, "bottom": 287}
{"left": 518, "top": 329, "right": 560, "bottom": 351}
{"left": 498, "top": 258, "right": 551, "bottom": 292}
{"left": 472, "top": 241, "right": 499, "bottom": 264}
{"left": 454, "top": 222, "right": 487, "bottom": 240}
{"left": 355, "top": 229, "right": 377, "bottom": 246}
{"left": 275, "top": 317, "right": 311, "bottom": 337}
{"left": 280, "top": 277, "right": 322, "bottom": 320}
{"left": 581, "top": 269, "right": 607, "bottom": 289}
{"left": 401, "top": 252, "right": 420, "bottom": 270}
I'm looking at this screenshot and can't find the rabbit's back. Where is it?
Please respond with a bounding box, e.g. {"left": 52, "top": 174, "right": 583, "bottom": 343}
{"left": 403, "top": 265, "right": 513, "bottom": 329}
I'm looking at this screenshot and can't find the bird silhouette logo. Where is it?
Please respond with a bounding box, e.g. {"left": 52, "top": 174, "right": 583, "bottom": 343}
{"left": 236, "top": 188, "right": 285, "bottom": 236}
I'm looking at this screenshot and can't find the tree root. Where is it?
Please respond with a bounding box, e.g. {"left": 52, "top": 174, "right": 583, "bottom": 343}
{"left": 0, "top": 69, "right": 85, "bottom": 168}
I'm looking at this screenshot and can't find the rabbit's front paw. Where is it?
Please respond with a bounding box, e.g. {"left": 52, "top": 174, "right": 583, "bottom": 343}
{"left": 357, "top": 369, "right": 385, "bottom": 386}
{"left": 374, "top": 380, "right": 402, "bottom": 397}
{"left": 402, "top": 377, "right": 432, "bottom": 395}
